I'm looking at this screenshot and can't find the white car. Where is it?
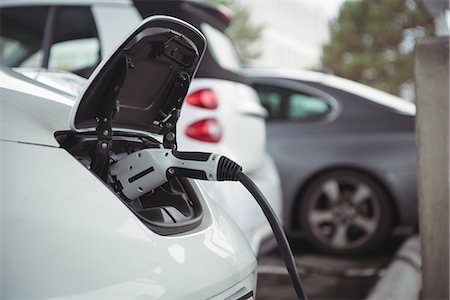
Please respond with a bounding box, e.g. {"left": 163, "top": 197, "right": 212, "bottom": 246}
{"left": 0, "top": 16, "right": 257, "bottom": 299}
{"left": 0, "top": 0, "right": 283, "bottom": 254}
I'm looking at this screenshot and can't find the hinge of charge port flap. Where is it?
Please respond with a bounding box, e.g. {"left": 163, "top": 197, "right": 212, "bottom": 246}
{"left": 160, "top": 71, "right": 191, "bottom": 150}
{"left": 90, "top": 58, "right": 126, "bottom": 180}
{"left": 90, "top": 112, "right": 113, "bottom": 181}
{"left": 90, "top": 85, "right": 122, "bottom": 181}
{"left": 159, "top": 33, "right": 196, "bottom": 149}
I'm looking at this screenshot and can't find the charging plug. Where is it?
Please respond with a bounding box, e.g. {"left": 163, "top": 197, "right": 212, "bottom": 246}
{"left": 110, "top": 148, "right": 241, "bottom": 200}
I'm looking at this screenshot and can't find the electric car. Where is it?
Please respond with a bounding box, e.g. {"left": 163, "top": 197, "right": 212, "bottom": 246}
{"left": 0, "top": 17, "right": 257, "bottom": 299}
{"left": 245, "top": 68, "right": 417, "bottom": 255}
{"left": 0, "top": 0, "right": 282, "bottom": 254}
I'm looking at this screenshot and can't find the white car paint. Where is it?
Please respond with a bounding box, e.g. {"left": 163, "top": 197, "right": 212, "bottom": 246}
{"left": 13, "top": 68, "right": 86, "bottom": 96}
{"left": 4, "top": 0, "right": 283, "bottom": 254}
{"left": 91, "top": 2, "right": 142, "bottom": 59}
{"left": 1, "top": 64, "right": 257, "bottom": 299}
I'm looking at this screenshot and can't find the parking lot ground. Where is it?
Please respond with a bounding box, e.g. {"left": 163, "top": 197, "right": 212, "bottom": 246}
{"left": 256, "top": 237, "right": 406, "bottom": 300}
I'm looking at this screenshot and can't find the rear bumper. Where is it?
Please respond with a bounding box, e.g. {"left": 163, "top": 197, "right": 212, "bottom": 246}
{"left": 197, "top": 154, "right": 283, "bottom": 255}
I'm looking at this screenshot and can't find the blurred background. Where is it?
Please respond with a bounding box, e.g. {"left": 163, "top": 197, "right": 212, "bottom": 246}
{"left": 206, "top": 1, "right": 443, "bottom": 299}
{"left": 209, "top": 0, "right": 437, "bottom": 102}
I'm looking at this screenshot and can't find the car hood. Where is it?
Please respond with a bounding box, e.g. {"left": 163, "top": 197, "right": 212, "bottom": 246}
{"left": 70, "top": 16, "right": 206, "bottom": 136}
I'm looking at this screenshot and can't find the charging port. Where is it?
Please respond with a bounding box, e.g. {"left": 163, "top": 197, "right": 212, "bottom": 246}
{"left": 55, "top": 131, "right": 203, "bottom": 235}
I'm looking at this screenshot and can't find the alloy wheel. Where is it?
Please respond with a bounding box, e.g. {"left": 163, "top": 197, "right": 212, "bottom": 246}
{"left": 299, "top": 170, "right": 391, "bottom": 254}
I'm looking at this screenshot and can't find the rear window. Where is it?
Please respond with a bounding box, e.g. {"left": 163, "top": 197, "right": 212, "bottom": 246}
{"left": 200, "top": 22, "right": 241, "bottom": 73}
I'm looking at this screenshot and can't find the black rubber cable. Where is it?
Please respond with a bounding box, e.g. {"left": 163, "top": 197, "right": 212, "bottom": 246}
{"left": 237, "top": 172, "right": 308, "bottom": 300}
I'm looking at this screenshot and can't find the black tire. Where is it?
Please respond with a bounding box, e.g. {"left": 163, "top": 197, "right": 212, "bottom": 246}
{"left": 298, "top": 169, "right": 393, "bottom": 255}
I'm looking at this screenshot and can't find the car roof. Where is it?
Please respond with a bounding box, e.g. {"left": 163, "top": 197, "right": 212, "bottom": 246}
{"left": 244, "top": 68, "right": 416, "bottom": 115}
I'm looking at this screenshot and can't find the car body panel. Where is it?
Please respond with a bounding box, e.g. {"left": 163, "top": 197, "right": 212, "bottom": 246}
{"left": 269, "top": 125, "right": 417, "bottom": 228}
{"left": 14, "top": 68, "right": 86, "bottom": 96}
{"left": 1, "top": 62, "right": 257, "bottom": 299}
{"left": 0, "top": 67, "right": 74, "bottom": 146}
{"left": 1, "top": 141, "right": 256, "bottom": 299}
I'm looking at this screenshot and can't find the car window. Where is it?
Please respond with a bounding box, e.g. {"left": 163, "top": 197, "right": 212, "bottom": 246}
{"left": 0, "top": 6, "right": 100, "bottom": 77}
{"left": 48, "top": 7, "right": 100, "bottom": 75}
{"left": 258, "top": 90, "right": 283, "bottom": 119}
{"left": 200, "top": 22, "right": 241, "bottom": 73}
{"left": 288, "top": 93, "right": 329, "bottom": 120}
{"left": 48, "top": 38, "right": 99, "bottom": 72}
{"left": 0, "top": 6, "right": 49, "bottom": 68}
{"left": 255, "top": 84, "right": 331, "bottom": 121}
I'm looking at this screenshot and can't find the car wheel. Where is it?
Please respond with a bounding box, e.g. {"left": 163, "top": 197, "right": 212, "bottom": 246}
{"left": 298, "top": 170, "right": 392, "bottom": 255}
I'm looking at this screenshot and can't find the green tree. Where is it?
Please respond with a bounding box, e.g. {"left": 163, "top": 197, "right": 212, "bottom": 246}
{"left": 321, "top": 0, "right": 434, "bottom": 96}
{"left": 205, "top": 0, "right": 263, "bottom": 63}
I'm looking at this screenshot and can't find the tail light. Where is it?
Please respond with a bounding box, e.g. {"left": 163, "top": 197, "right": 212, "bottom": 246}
{"left": 185, "top": 118, "right": 222, "bottom": 143}
{"left": 217, "top": 5, "right": 232, "bottom": 23}
{"left": 185, "top": 89, "right": 218, "bottom": 109}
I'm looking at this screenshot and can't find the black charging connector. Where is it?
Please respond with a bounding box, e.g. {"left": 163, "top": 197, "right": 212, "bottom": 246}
{"left": 212, "top": 158, "right": 308, "bottom": 299}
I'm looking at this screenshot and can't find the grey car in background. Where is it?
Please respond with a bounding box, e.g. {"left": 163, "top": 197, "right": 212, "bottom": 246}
{"left": 245, "top": 69, "right": 417, "bottom": 255}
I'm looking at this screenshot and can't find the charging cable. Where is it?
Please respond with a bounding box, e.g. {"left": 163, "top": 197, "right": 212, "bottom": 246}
{"left": 110, "top": 148, "right": 308, "bottom": 300}
{"left": 237, "top": 172, "right": 308, "bottom": 300}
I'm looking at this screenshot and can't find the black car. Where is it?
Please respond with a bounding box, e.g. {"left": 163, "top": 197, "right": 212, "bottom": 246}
{"left": 246, "top": 68, "right": 417, "bottom": 254}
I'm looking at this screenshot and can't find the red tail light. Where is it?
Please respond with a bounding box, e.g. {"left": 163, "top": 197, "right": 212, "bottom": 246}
{"left": 185, "top": 118, "right": 222, "bottom": 143}
{"left": 185, "top": 89, "right": 218, "bottom": 109}
{"left": 217, "top": 5, "right": 232, "bottom": 23}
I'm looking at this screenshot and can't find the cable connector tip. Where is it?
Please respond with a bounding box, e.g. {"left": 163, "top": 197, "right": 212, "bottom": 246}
{"left": 216, "top": 156, "right": 242, "bottom": 181}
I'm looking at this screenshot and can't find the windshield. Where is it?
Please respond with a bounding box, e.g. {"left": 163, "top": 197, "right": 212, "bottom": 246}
{"left": 201, "top": 22, "right": 241, "bottom": 73}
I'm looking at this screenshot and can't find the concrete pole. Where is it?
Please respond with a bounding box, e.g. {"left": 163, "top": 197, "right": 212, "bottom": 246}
{"left": 415, "top": 36, "right": 449, "bottom": 300}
